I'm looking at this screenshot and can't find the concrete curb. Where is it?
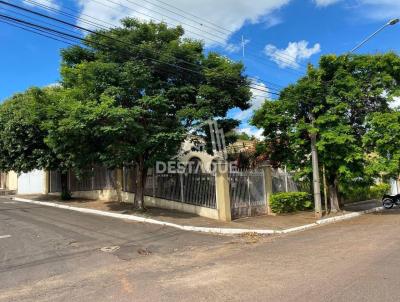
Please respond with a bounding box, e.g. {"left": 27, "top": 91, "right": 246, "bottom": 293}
{"left": 11, "top": 197, "right": 384, "bottom": 236}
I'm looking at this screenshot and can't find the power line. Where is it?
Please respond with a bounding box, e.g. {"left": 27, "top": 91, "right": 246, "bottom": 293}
{"left": 1, "top": 1, "right": 283, "bottom": 94}
{"left": 90, "top": 0, "right": 228, "bottom": 44}
{"left": 23, "top": 0, "right": 110, "bottom": 31}
{"left": 123, "top": 0, "right": 230, "bottom": 36}
{"left": 0, "top": 6, "right": 82, "bottom": 37}
{"left": 0, "top": 18, "right": 76, "bottom": 46}
{"left": 66, "top": 0, "right": 306, "bottom": 73}
{"left": 0, "top": 11, "right": 280, "bottom": 97}
{"left": 22, "top": 0, "right": 302, "bottom": 80}
{"left": 116, "top": 0, "right": 308, "bottom": 69}
{"left": 139, "top": 0, "right": 232, "bottom": 35}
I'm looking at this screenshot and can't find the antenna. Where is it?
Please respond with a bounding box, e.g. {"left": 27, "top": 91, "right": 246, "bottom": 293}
{"left": 241, "top": 35, "right": 245, "bottom": 58}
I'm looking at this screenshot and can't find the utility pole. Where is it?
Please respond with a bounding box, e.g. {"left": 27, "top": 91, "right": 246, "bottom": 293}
{"left": 310, "top": 132, "right": 322, "bottom": 219}
{"left": 322, "top": 165, "right": 328, "bottom": 216}
{"left": 308, "top": 112, "right": 322, "bottom": 219}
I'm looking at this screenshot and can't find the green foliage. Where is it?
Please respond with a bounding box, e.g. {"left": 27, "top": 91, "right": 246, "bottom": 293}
{"left": 0, "top": 88, "right": 58, "bottom": 173}
{"left": 270, "top": 192, "right": 313, "bottom": 214}
{"left": 364, "top": 111, "right": 400, "bottom": 179}
{"left": 341, "top": 183, "right": 391, "bottom": 203}
{"left": 236, "top": 131, "right": 253, "bottom": 141}
{"left": 369, "top": 183, "right": 391, "bottom": 198}
{"left": 58, "top": 19, "right": 251, "bottom": 172}
{"left": 252, "top": 53, "right": 400, "bottom": 208}
{"left": 0, "top": 19, "right": 251, "bottom": 208}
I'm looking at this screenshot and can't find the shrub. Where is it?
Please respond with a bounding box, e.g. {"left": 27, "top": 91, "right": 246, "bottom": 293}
{"left": 369, "top": 183, "right": 391, "bottom": 199}
{"left": 270, "top": 192, "right": 312, "bottom": 214}
{"left": 342, "top": 182, "right": 391, "bottom": 203}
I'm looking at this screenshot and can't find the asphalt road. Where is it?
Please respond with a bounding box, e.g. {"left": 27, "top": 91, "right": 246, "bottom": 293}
{"left": 1, "top": 197, "right": 400, "bottom": 302}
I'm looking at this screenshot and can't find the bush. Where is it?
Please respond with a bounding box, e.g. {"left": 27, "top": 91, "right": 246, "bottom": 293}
{"left": 369, "top": 183, "right": 391, "bottom": 199}
{"left": 342, "top": 182, "right": 391, "bottom": 203}
{"left": 270, "top": 192, "right": 313, "bottom": 214}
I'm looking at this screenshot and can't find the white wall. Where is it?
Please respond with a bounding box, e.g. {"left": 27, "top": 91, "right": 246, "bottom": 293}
{"left": 17, "top": 170, "right": 46, "bottom": 194}
{"left": 390, "top": 179, "right": 399, "bottom": 195}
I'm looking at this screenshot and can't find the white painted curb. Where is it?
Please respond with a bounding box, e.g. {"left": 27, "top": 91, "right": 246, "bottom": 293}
{"left": 10, "top": 197, "right": 384, "bottom": 236}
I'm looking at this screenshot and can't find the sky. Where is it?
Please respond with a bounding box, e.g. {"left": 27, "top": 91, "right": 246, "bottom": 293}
{"left": 0, "top": 0, "right": 399, "bottom": 137}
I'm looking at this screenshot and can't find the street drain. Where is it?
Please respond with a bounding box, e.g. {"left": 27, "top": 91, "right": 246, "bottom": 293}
{"left": 100, "top": 246, "right": 120, "bottom": 253}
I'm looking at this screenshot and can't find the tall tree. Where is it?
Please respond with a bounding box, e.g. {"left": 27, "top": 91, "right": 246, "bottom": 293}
{"left": 0, "top": 86, "right": 111, "bottom": 198}
{"left": 252, "top": 53, "right": 400, "bottom": 211}
{"left": 0, "top": 20, "right": 250, "bottom": 205}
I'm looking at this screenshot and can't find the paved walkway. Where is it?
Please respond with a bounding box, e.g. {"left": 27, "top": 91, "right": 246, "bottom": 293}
{"left": 16, "top": 195, "right": 381, "bottom": 231}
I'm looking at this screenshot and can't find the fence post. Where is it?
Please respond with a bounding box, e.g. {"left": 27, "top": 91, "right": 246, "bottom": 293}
{"left": 42, "top": 170, "right": 50, "bottom": 195}
{"left": 115, "top": 168, "right": 123, "bottom": 202}
{"left": 179, "top": 173, "right": 185, "bottom": 203}
{"left": 261, "top": 164, "right": 273, "bottom": 215}
{"left": 215, "top": 161, "right": 231, "bottom": 222}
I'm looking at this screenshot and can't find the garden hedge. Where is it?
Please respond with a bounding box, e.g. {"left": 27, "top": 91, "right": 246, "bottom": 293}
{"left": 270, "top": 192, "right": 313, "bottom": 214}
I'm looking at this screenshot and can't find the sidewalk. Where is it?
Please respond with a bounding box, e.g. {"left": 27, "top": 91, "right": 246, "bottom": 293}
{"left": 13, "top": 194, "right": 381, "bottom": 232}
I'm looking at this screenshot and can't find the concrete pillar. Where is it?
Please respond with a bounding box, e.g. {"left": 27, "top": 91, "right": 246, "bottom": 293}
{"left": 261, "top": 164, "right": 273, "bottom": 215}
{"left": 115, "top": 168, "right": 123, "bottom": 202}
{"left": 0, "top": 172, "right": 6, "bottom": 189}
{"left": 42, "top": 170, "right": 50, "bottom": 195}
{"left": 215, "top": 161, "right": 231, "bottom": 222}
{"left": 7, "top": 171, "right": 18, "bottom": 191}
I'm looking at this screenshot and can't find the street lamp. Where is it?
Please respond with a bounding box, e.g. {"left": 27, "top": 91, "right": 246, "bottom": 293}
{"left": 350, "top": 18, "right": 400, "bottom": 53}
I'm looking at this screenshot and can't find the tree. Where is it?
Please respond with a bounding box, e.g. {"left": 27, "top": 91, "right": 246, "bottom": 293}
{"left": 59, "top": 19, "right": 251, "bottom": 208}
{"left": 252, "top": 53, "right": 400, "bottom": 212}
{"left": 5, "top": 19, "right": 249, "bottom": 208}
{"left": 0, "top": 86, "right": 111, "bottom": 198}
{"left": 0, "top": 88, "right": 56, "bottom": 173}
{"left": 364, "top": 111, "right": 400, "bottom": 191}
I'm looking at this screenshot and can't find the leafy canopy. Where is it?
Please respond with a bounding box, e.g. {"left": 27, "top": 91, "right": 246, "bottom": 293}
{"left": 0, "top": 19, "right": 251, "bottom": 192}
{"left": 252, "top": 53, "right": 400, "bottom": 189}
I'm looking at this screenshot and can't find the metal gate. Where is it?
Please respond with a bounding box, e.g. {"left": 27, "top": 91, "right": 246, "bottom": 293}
{"left": 229, "top": 170, "right": 266, "bottom": 219}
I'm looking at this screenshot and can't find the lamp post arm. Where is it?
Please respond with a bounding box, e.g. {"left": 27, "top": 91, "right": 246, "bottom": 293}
{"left": 350, "top": 23, "right": 389, "bottom": 53}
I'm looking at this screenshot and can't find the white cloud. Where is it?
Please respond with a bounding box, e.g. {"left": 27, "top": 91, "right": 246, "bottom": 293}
{"left": 313, "top": 0, "right": 400, "bottom": 21}
{"left": 358, "top": 1, "right": 400, "bottom": 21}
{"left": 313, "top": 0, "right": 342, "bottom": 7}
{"left": 234, "top": 81, "right": 269, "bottom": 121}
{"left": 23, "top": 0, "right": 60, "bottom": 10}
{"left": 239, "top": 127, "right": 264, "bottom": 140}
{"left": 76, "top": 0, "right": 291, "bottom": 46}
{"left": 264, "top": 40, "right": 321, "bottom": 69}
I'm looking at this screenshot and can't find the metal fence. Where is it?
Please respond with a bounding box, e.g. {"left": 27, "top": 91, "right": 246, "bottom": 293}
{"left": 50, "top": 167, "right": 216, "bottom": 208}
{"left": 123, "top": 166, "right": 137, "bottom": 193}
{"left": 143, "top": 171, "right": 216, "bottom": 209}
{"left": 49, "top": 167, "right": 115, "bottom": 192}
{"left": 49, "top": 170, "right": 62, "bottom": 193}
{"left": 229, "top": 170, "right": 266, "bottom": 218}
{"left": 69, "top": 167, "right": 115, "bottom": 191}
{"left": 272, "top": 170, "right": 301, "bottom": 193}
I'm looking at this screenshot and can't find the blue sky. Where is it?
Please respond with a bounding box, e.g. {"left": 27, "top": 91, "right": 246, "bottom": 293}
{"left": 0, "top": 0, "right": 399, "bottom": 137}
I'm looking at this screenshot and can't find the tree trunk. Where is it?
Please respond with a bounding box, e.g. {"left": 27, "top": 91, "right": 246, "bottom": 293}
{"left": 134, "top": 157, "right": 147, "bottom": 210}
{"left": 397, "top": 174, "right": 400, "bottom": 195}
{"left": 60, "top": 171, "right": 71, "bottom": 200}
{"left": 329, "top": 177, "right": 340, "bottom": 213}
